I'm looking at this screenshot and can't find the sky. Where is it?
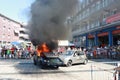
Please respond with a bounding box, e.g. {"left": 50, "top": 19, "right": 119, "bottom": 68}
{"left": 0, "top": 0, "right": 35, "bottom": 23}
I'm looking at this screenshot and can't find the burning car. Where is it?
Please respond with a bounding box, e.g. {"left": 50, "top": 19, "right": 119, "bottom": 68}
{"left": 33, "top": 43, "right": 63, "bottom": 69}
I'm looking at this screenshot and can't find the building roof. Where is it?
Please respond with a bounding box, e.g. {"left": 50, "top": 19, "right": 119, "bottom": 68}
{"left": 0, "top": 13, "right": 22, "bottom": 25}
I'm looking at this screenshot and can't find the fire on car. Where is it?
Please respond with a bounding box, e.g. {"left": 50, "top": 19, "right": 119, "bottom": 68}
{"left": 33, "top": 43, "right": 63, "bottom": 69}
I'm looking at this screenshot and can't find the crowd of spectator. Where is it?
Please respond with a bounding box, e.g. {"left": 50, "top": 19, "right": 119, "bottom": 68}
{"left": 85, "top": 45, "right": 120, "bottom": 59}
{"left": 1, "top": 43, "right": 120, "bottom": 60}
{"left": 0, "top": 45, "right": 33, "bottom": 59}
{"left": 57, "top": 44, "right": 120, "bottom": 60}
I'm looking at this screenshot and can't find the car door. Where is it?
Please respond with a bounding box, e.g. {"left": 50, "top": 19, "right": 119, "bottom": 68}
{"left": 72, "top": 51, "right": 80, "bottom": 64}
{"left": 78, "top": 51, "right": 86, "bottom": 63}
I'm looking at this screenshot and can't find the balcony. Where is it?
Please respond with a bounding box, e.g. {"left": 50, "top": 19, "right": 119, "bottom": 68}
{"left": 19, "top": 27, "right": 27, "bottom": 32}
{"left": 19, "top": 34, "right": 29, "bottom": 39}
{"left": 14, "top": 30, "right": 19, "bottom": 34}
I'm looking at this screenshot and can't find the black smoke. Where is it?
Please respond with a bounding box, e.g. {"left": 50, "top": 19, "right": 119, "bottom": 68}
{"left": 27, "top": 0, "right": 78, "bottom": 50}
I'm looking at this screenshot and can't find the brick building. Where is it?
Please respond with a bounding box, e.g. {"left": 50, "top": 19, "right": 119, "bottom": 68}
{"left": 0, "top": 13, "right": 22, "bottom": 45}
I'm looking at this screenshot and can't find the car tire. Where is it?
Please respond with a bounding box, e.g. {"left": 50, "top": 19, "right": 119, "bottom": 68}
{"left": 66, "top": 60, "right": 72, "bottom": 67}
{"left": 33, "top": 59, "right": 37, "bottom": 65}
{"left": 33, "top": 56, "right": 37, "bottom": 65}
{"left": 54, "top": 66, "right": 59, "bottom": 69}
{"left": 83, "top": 59, "right": 88, "bottom": 65}
{"left": 40, "top": 64, "right": 44, "bottom": 69}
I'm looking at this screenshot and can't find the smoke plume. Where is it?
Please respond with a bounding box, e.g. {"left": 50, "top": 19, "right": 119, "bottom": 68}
{"left": 27, "top": 0, "right": 78, "bottom": 49}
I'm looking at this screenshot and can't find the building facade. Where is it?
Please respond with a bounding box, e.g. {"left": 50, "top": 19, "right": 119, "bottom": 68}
{"left": 70, "top": 0, "right": 120, "bottom": 48}
{"left": 0, "top": 13, "right": 30, "bottom": 46}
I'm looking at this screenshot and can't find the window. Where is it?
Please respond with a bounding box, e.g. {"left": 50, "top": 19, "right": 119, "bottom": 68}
{"left": 79, "top": 5, "right": 82, "bottom": 11}
{"left": 8, "top": 20, "right": 11, "bottom": 22}
{"left": 102, "top": 0, "right": 105, "bottom": 7}
{"left": 8, "top": 28, "right": 11, "bottom": 31}
{"left": 105, "top": 0, "right": 108, "bottom": 7}
{"left": 90, "top": 0, "right": 93, "bottom": 3}
{"left": 8, "top": 35, "right": 10, "bottom": 39}
{"left": 86, "top": 8, "right": 89, "bottom": 16}
{"left": 96, "top": 1, "right": 101, "bottom": 10}
{"left": 86, "top": 0, "right": 89, "bottom": 5}
{"left": 82, "top": 1, "right": 85, "bottom": 8}
{"left": 79, "top": 14, "right": 82, "bottom": 20}
{"left": 112, "top": 9, "right": 117, "bottom": 15}
{"left": 91, "top": 4, "right": 95, "bottom": 13}
{"left": 2, "top": 34, "right": 5, "bottom": 38}
{"left": 14, "top": 31, "right": 19, "bottom": 36}
{"left": 3, "top": 18, "right": 6, "bottom": 20}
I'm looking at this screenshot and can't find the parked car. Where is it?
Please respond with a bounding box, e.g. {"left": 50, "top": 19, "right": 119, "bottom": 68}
{"left": 33, "top": 52, "right": 63, "bottom": 69}
{"left": 59, "top": 50, "right": 88, "bottom": 66}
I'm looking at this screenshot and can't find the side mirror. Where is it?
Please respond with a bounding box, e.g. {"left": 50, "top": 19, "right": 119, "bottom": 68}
{"left": 73, "top": 54, "right": 76, "bottom": 57}
{"left": 73, "top": 52, "right": 78, "bottom": 57}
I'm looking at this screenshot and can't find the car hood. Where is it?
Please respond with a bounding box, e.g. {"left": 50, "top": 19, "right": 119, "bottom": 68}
{"left": 59, "top": 54, "right": 71, "bottom": 60}
{"left": 43, "top": 52, "right": 59, "bottom": 58}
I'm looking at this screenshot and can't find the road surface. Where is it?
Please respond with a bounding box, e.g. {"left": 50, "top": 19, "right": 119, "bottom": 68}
{"left": 0, "top": 58, "right": 119, "bottom": 80}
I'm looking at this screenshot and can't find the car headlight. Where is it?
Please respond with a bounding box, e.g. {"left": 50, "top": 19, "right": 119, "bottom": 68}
{"left": 63, "top": 58, "right": 70, "bottom": 63}
{"left": 43, "top": 60, "right": 49, "bottom": 62}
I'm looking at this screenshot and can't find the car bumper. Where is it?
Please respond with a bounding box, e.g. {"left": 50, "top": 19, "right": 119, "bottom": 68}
{"left": 42, "top": 62, "right": 63, "bottom": 67}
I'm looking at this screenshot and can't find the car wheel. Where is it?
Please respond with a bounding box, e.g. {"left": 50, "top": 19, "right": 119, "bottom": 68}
{"left": 33, "top": 56, "right": 37, "bottom": 65}
{"left": 33, "top": 59, "right": 37, "bottom": 65}
{"left": 83, "top": 59, "right": 88, "bottom": 65}
{"left": 40, "top": 64, "right": 44, "bottom": 69}
{"left": 54, "top": 66, "right": 59, "bottom": 69}
{"left": 66, "top": 60, "right": 72, "bottom": 67}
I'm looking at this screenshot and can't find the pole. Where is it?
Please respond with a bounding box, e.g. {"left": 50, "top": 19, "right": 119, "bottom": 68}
{"left": 117, "top": 63, "right": 120, "bottom": 80}
{"left": 91, "top": 64, "right": 93, "bottom": 80}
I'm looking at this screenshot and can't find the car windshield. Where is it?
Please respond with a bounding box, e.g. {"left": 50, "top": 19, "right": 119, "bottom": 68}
{"left": 64, "top": 51, "right": 74, "bottom": 56}
{"left": 78, "top": 51, "right": 84, "bottom": 55}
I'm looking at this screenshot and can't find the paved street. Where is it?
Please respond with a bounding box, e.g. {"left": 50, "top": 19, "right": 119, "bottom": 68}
{"left": 0, "top": 58, "right": 119, "bottom": 80}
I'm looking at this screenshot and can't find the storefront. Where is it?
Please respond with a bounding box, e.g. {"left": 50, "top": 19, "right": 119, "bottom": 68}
{"left": 73, "top": 25, "right": 120, "bottom": 48}
{"left": 73, "top": 35, "right": 86, "bottom": 47}
{"left": 88, "top": 26, "right": 120, "bottom": 48}
{"left": 112, "top": 27, "right": 120, "bottom": 45}
{"left": 87, "top": 33, "right": 95, "bottom": 47}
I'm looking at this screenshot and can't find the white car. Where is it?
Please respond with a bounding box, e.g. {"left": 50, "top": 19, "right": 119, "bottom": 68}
{"left": 59, "top": 50, "right": 88, "bottom": 66}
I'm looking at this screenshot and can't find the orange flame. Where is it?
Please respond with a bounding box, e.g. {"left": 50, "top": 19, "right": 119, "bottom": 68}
{"left": 36, "top": 43, "right": 50, "bottom": 57}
